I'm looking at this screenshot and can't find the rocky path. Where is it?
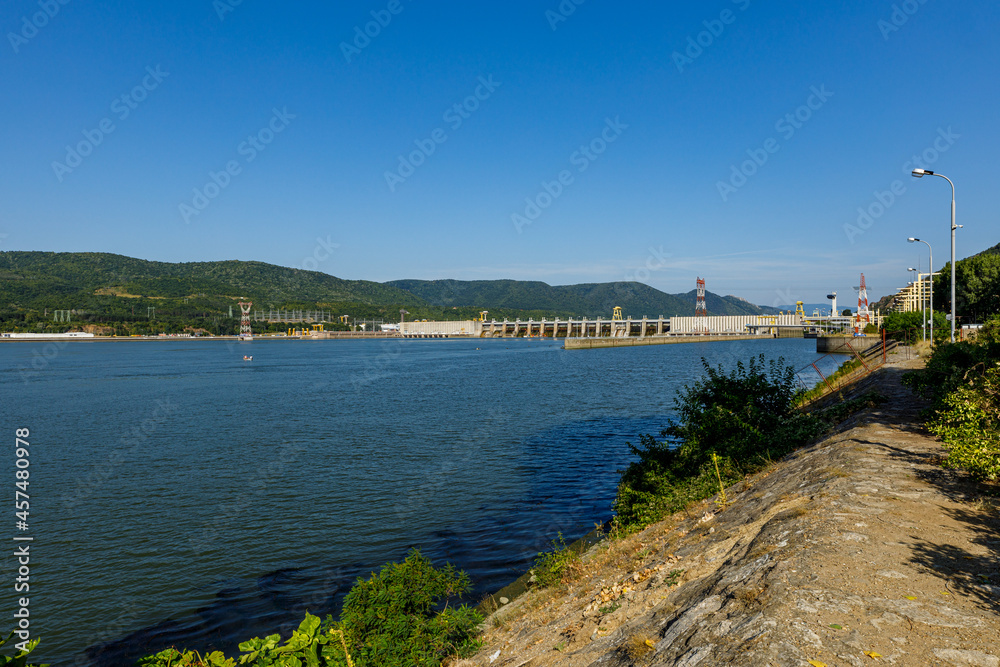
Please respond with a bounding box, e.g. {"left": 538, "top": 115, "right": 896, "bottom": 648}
{"left": 459, "top": 357, "right": 1000, "bottom": 667}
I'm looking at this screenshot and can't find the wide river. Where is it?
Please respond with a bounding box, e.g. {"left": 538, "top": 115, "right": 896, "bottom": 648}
{"left": 1, "top": 336, "right": 833, "bottom": 665}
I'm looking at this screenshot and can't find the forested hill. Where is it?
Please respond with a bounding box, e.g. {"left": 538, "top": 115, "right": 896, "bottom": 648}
{"left": 387, "top": 279, "right": 779, "bottom": 317}
{"left": 0, "top": 251, "right": 778, "bottom": 318}
{"left": 0, "top": 251, "right": 424, "bottom": 309}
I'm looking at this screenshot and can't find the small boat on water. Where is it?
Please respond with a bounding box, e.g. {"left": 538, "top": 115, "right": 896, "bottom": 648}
{"left": 243, "top": 355, "right": 253, "bottom": 361}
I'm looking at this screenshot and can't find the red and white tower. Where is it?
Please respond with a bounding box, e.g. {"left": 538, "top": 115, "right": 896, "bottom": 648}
{"left": 238, "top": 301, "right": 253, "bottom": 339}
{"left": 695, "top": 277, "right": 708, "bottom": 333}
{"left": 855, "top": 274, "right": 870, "bottom": 334}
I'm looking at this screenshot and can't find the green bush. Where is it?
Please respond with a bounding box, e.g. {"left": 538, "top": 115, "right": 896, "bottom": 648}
{"left": 530, "top": 534, "right": 580, "bottom": 588}
{"left": 137, "top": 550, "right": 481, "bottom": 667}
{"left": 613, "top": 356, "right": 889, "bottom": 530}
{"left": 882, "top": 310, "right": 949, "bottom": 344}
{"left": 905, "top": 316, "right": 1000, "bottom": 480}
{"left": 337, "top": 549, "right": 482, "bottom": 666}
{"left": 613, "top": 356, "right": 829, "bottom": 530}
{"left": 0, "top": 632, "right": 47, "bottom": 667}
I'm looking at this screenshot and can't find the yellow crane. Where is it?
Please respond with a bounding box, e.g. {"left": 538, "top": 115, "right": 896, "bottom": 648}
{"left": 612, "top": 306, "right": 623, "bottom": 321}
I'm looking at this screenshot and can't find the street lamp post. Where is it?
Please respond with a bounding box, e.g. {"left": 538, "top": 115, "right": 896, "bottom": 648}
{"left": 907, "top": 267, "right": 923, "bottom": 341}
{"left": 911, "top": 169, "right": 957, "bottom": 342}
{"left": 908, "top": 237, "right": 933, "bottom": 342}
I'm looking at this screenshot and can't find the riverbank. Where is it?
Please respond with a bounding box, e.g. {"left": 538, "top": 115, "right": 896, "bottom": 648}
{"left": 458, "top": 355, "right": 1000, "bottom": 666}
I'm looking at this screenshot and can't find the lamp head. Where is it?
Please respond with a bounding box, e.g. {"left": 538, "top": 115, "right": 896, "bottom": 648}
{"left": 907, "top": 237, "right": 918, "bottom": 242}
{"left": 911, "top": 168, "right": 933, "bottom": 178}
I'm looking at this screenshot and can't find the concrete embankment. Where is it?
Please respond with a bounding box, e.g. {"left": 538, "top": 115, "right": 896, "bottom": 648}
{"left": 459, "top": 355, "right": 1000, "bottom": 667}
{"left": 563, "top": 334, "right": 772, "bottom": 350}
{"left": 816, "top": 334, "right": 882, "bottom": 354}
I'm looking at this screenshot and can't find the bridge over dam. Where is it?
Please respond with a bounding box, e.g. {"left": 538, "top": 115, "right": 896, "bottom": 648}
{"left": 400, "top": 314, "right": 806, "bottom": 344}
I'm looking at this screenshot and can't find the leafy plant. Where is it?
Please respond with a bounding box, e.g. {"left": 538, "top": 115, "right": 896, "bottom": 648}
{"left": 0, "top": 631, "right": 48, "bottom": 667}
{"left": 137, "top": 648, "right": 236, "bottom": 666}
{"left": 336, "top": 549, "right": 482, "bottom": 667}
{"left": 614, "top": 355, "right": 827, "bottom": 529}
{"left": 530, "top": 534, "right": 581, "bottom": 588}
{"left": 613, "top": 356, "right": 884, "bottom": 530}
{"left": 905, "top": 317, "right": 1000, "bottom": 480}
{"left": 137, "top": 551, "right": 479, "bottom": 667}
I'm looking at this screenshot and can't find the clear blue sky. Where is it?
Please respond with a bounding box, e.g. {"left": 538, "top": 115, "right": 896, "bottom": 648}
{"left": 3, "top": 0, "right": 997, "bottom": 307}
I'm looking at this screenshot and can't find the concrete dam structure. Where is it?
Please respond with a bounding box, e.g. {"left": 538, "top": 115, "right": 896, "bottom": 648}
{"left": 399, "top": 314, "right": 804, "bottom": 339}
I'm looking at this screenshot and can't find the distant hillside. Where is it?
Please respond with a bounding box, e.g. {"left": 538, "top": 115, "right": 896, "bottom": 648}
{"left": 0, "top": 251, "right": 425, "bottom": 310}
{"left": 388, "top": 279, "right": 778, "bottom": 318}
{"left": 0, "top": 252, "right": 778, "bottom": 322}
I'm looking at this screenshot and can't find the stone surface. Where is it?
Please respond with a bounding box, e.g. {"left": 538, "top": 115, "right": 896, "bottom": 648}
{"left": 460, "top": 355, "right": 1000, "bottom": 667}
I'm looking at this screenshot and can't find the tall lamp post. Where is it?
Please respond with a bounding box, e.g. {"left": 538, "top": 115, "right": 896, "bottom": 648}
{"left": 907, "top": 267, "right": 923, "bottom": 341}
{"left": 908, "top": 237, "right": 933, "bottom": 342}
{"left": 911, "top": 169, "right": 957, "bottom": 342}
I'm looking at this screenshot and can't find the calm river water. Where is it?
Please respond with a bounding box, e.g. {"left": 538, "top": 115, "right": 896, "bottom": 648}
{"left": 1, "top": 336, "right": 830, "bottom": 665}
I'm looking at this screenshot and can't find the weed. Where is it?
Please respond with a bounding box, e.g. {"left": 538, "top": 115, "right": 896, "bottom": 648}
{"left": 623, "top": 633, "right": 657, "bottom": 661}
{"left": 663, "top": 569, "right": 684, "bottom": 587}
{"left": 531, "top": 533, "right": 581, "bottom": 588}
{"left": 736, "top": 587, "right": 764, "bottom": 608}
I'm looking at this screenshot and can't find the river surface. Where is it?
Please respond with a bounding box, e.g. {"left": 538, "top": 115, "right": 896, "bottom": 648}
{"left": 0, "top": 336, "right": 832, "bottom": 665}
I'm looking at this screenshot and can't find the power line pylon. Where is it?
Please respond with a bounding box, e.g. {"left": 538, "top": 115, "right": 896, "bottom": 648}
{"left": 238, "top": 301, "right": 253, "bottom": 339}
{"left": 695, "top": 277, "right": 708, "bottom": 333}
{"left": 855, "top": 274, "right": 870, "bottom": 334}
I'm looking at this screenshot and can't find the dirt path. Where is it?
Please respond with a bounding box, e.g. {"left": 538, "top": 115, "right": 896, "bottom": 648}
{"left": 458, "top": 356, "right": 1000, "bottom": 667}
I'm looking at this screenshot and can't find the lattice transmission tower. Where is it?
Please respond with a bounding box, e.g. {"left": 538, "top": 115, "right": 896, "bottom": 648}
{"left": 855, "top": 274, "right": 870, "bottom": 334}
{"left": 695, "top": 277, "right": 708, "bottom": 333}
{"left": 238, "top": 301, "right": 253, "bottom": 338}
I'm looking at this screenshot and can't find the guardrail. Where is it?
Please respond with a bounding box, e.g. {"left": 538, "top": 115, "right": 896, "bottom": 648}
{"left": 795, "top": 330, "right": 914, "bottom": 404}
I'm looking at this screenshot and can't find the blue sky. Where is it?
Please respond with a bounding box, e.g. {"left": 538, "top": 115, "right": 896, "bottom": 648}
{"left": 2, "top": 0, "right": 997, "bottom": 306}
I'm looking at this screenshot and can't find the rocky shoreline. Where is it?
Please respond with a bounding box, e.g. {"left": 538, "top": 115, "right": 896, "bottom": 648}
{"left": 458, "top": 356, "right": 1000, "bottom": 666}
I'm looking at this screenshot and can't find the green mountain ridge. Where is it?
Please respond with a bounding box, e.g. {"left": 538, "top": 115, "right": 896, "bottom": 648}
{"left": 0, "top": 251, "right": 779, "bottom": 322}
{"left": 388, "top": 279, "right": 778, "bottom": 318}
{"left": 0, "top": 251, "right": 423, "bottom": 308}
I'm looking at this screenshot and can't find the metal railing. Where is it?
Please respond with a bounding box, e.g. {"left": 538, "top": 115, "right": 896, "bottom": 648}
{"left": 795, "top": 330, "right": 915, "bottom": 403}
